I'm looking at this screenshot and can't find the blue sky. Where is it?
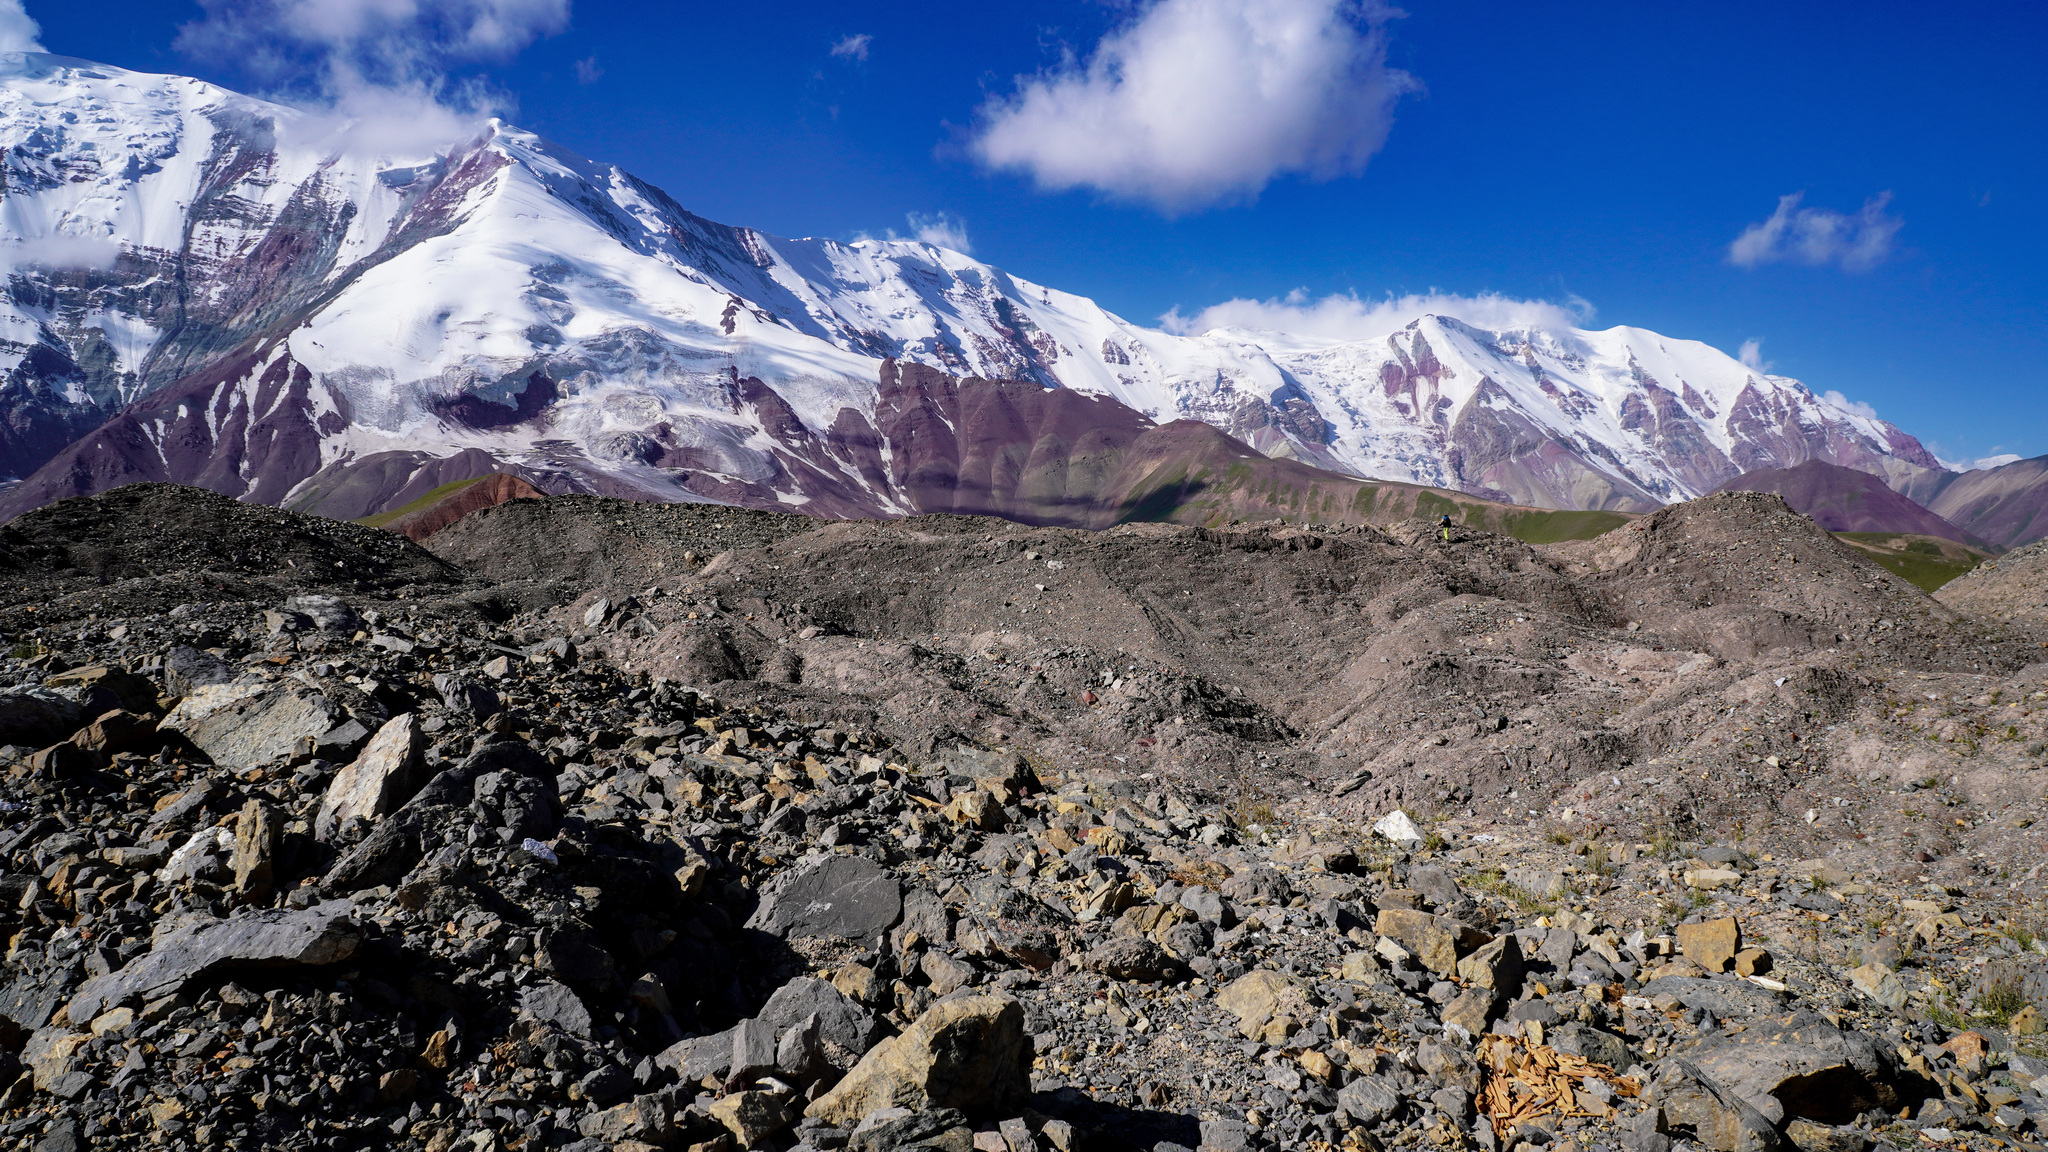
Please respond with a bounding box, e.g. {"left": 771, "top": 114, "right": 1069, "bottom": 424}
{"left": 24, "top": 0, "right": 2048, "bottom": 466}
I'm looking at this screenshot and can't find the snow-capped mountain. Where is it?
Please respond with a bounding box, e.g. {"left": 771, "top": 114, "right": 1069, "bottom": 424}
{"left": 0, "top": 53, "right": 1940, "bottom": 522}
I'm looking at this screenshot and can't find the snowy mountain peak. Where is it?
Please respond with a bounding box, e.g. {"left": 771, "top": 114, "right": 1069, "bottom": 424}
{"left": 0, "top": 55, "right": 1937, "bottom": 522}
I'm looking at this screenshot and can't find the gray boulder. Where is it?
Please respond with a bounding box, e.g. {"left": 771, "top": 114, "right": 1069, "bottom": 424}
{"left": 65, "top": 901, "right": 360, "bottom": 1023}
{"left": 748, "top": 854, "right": 902, "bottom": 942}
{"left": 168, "top": 682, "right": 344, "bottom": 769}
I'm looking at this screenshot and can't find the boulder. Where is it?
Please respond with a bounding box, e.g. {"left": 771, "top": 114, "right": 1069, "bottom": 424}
{"left": 1373, "top": 810, "right": 1424, "bottom": 843}
{"left": 1676, "top": 918, "right": 1742, "bottom": 974}
{"left": 1653, "top": 1061, "right": 1784, "bottom": 1152}
{"left": 1216, "top": 969, "right": 1309, "bottom": 1040}
{"left": 1675, "top": 1015, "right": 1903, "bottom": 1124}
{"left": 314, "top": 713, "right": 427, "bottom": 841}
{"left": 1847, "top": 964, "right": 1908, "bottom": 1011}
{"left": 1376, "top": 908, "right": 1461, "bottom": 977}
{"left": 805, "top": 993, "right": 1030, "bottom": 1126}
{"left": 519, "top": 980, "right": 594, "bottom": 1037}
{"left": 43, "top": 664, "right": 159, "bottom": 715}
{"left": 0, "top": 689, "right": 84, "bottom": 747}
{"left": 166, "top": 682, "right": 344, "bottom": 769}
{"left": 1456, "top": 933, "right": 1523, "bottom": 993}
{"left": 748, "top": 854, "right": 903, "bottom": 942}
{"left": 66, "top": 901, "right": 360, "bottom": 1023}
{"left": 230, "top": 798, "right": 284, "bottom": 901}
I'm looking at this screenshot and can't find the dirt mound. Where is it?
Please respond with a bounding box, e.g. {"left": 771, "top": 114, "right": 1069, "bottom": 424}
{"left": 1937, "top": 536, "right": 2048, "bottom": 644}
{"left": 410, "top": 488, "right": 2048, "bottom": 881}
{"left": 0, "top": 482, "right": 459, "bottom": 592}
{"left": 1550, "top": 490, "right": 2009, "bottom": 671}
{"left": 425, "top": 495, "right": 823, "bottom": 588}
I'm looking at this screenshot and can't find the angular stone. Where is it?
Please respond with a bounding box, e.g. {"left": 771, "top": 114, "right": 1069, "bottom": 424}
{"left": 1675, "top": 1017, "right": 1903, "bottom": 1124}
{"left": 1373, "top": 810, "right": 1424, "bottom": 843}
{"left": 168, "top": 682, "right": 344, "bottom": 769}
{"left": 1784, "top": 1120, "right": 1872, "bottom": 1152}
{"left": 65, "top": 901, "right": 360, "bottom": 1023}
{"left": 1440, "top": 988, "right": 1497, "bottom": 1037}
{"left": 710, "top": 1090, "right": 794, "bottom": 1146}
{"left": 1456, "top": 933, "right": 1523, "bottom": 993}
{"left": 748, "top": 854, "right": 902, "bottom": 942}
{"left": 1847, "top": 964, "right": 1907, "bottom": 1011}
{"left": 518, "top": 979, "right": 593, "bottom": 1037}
{"left": 1216, "top": 969, "right": 1304, "bottom": 1040}
{"left": 1338, "top": 1074, "right": 1400, "bottom": 1123}
{"left": 922, "top": 951, "right": 977, "bottom": 996}
{"left": 1684, "top": 868, "right": 1743, "bottom": 891}
{"left": 230, "top": 797, "right": 284, "bottom": 901}
{"left": 1676, "top": 918, "right": 1741, "bottom": 974}
{"left": 1734, "top": 948, "right": 1772, "bottom": 977}
{"left": 1377, "top": 908, "right": 1460, "bottom": 977}
{"left": 314, "top": 713, "right": 426, "bottom": 841}
{"left": 1654, "top": 1061, "right": 1784, "bottom": 1152}
{"left": 806, "top": 993, "right": 1030, "bottom": 1126}
{"left": 756, "top": 976, "right": 881, "bottom": 1058}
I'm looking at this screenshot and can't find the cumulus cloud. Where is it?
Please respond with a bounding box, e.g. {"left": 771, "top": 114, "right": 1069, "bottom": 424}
{"left": 0, "top": 0, "right": 41, "bottom": 53}
{"left": 1819, "top": 389, "right": 1880, "bottom": 421}
{"left": 1738, "top": 338, "right": 1771, "bottom": 373}
{"left": 177, "top": 0, "right": 570, "bottom": 157}
{"left": 1160, "top": 289, "right": 1593, "bottom": 341}
{"left": 1729, "top": 192, "right": 1902, "bottom": 273}
{"left": 904, "top": 212, "right": 971, "bottom": 254}
{"left": 830, "top": 33, "right": 871, "bottom": 61}
{"left": 971, "top": 0, "right": 1418, "bottom": 213}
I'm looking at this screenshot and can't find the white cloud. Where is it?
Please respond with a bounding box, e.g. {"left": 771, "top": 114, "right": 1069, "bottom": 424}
{"left": 830, "top": 33, "right": 871, "bottom": 61}
{"left": 1738, "top": 338, "right": 1771, "bottom": 373}
{"left": 574, "top": 55, "right": 601, "bottom": 83}
{"left": 971, "top": 0, "right": 1418, "bottom": 213}
{"left": 1160, "top": 289, "right": 1593, "bottom": 341}
{"left": 904, "top": 212, "right": 971, "bottom": 254}
{"left": 177, "top": 0, "right": 569, "bottom": 157}
{"left": 1729, "top": 192, "right": 1902, "bottom": 273}
{"left": 0, "top": 0, "right": 41, "bottom": 53}
{"left": 1819, "top": 389, "right": 1879, "bottom": 421}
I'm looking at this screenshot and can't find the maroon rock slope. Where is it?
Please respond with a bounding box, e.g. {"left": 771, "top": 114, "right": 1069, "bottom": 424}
{"left": 1918, "top": 455, "right": 2048, "bottom": 550}
{"left": 1714, "top": 459, "right": 1977, "bottom": 544}
{"left": 0, "top": 358, "right": 1615, "bottom": 541}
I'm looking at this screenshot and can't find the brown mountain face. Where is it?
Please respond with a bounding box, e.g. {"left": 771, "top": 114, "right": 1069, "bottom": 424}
{"left": 1, "top": 355, "right": 1630, "bottom": 545}
{"left": 1918, "top": 455, "right": 2048, "bottom": 550}
{"left": 1713, "top": 459, "right": 1978, "bottom": 545}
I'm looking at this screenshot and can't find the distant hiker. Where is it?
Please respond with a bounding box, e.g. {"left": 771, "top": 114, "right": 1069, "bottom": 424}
{"left": 1439, "top": 514, "right": 1453, "bottom": 542}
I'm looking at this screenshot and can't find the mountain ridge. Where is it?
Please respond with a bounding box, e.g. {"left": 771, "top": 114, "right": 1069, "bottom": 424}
{"left": 0, "top": 52, "right": 1945, "bottom": 526}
